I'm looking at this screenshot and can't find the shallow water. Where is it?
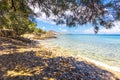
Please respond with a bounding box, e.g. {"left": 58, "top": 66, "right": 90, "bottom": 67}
{"left": 40, "top": 34, "right": 120, "bottom": 68}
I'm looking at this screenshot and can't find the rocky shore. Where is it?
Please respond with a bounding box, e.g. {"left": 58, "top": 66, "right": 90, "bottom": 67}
{"left": 0, "top": 37, "right": 120, "bottom": 80}
{"left": 21, "top": 30, "right": 58, "bottom": 40}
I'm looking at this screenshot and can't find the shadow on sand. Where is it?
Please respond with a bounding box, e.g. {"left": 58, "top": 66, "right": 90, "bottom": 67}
{"left": 0, "top": 51, "right": 119, "bottom": 80}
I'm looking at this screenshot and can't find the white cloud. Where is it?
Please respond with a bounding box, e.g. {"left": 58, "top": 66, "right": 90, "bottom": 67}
{"left": 75, "top": 28, "right": 83, "bottom": 32}
{"left": 41, "top": 26, "right": 46, "bottom": 30}
{"left": 35, "top": 12, "right": 56, "bottom": 25}
{"left": 59, "top": 28, "right": 67, "bottom": 32}
{"left": 75, "top": 29, "right": 78, "bottom": 32}
{"left": 59, "top": 27, "right": 62, "bottom": 30}
{"left": 30, "top": 4, "right": 69, "bottom": 26}
{"left": 99, "top": 21, "right": 120, "bottom": 34}
{"left": 83, "top": 27, "right": 94, "bottom": 34}
{"left": 61, "top": 29, "right": 67, "bottom": 32}
{"left": 30, "top": 5, "right": 120, "bottom": 34}
{"left": 30, "top": 5, "right": 56, "bottom": 25}
{"left": 83, "top": 21, "right": 120, "bottom": 34}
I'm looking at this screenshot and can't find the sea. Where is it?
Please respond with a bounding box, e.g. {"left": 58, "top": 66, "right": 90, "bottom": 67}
{"left": 40, "top": 34, "right": 120, "bottom": 72}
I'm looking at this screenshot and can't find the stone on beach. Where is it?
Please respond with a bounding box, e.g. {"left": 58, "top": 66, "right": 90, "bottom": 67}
{"left": 0, "top": 37, "right": 119, "bottom": 80}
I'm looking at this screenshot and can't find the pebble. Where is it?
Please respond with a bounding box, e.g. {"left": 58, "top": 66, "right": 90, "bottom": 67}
{"left": 0, "top": 38, "right": 119, "bottom": 80}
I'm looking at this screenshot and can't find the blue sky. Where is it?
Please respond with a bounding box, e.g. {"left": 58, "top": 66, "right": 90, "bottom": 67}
{"left": 35, "top": 0, "right": 120, "bottom": 34}
{"left": 36, "top": 19, "right": 93, "bottom": 34}
{"left": 36, "top": 19, "right": 120, "bottom": 34}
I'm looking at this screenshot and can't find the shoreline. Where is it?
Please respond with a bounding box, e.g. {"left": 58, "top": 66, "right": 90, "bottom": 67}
{"left": 76, "top": 55, "right": 120, "bottom": 78}
{"left": 38, "top": 39, "right": 120, "bottom": 79}
{"left": 44, "top": 46, "right": 120, "bottom": 79}
{"left": 0, "top": 37, "right": 120, "bottom": 79}
{"left": 78, "top": 56, "right": 120, "bottom": 73}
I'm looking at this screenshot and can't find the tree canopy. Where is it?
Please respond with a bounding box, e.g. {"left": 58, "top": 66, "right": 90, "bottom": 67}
{"left": 0, "top": 0, "right": 120, "bottom": 34}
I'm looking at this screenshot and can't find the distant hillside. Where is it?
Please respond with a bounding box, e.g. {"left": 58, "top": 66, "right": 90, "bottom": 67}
{"left": 39, "top": 30, "right": 59, "bottom": 40}
{"left": 47, "top": 30, "right": 59, "bottom": 35}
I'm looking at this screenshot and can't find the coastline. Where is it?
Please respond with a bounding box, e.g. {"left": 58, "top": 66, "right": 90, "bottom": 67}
{"left": 39, "top": 39, "right": 120, "bottom": 79}
{"left": 0, "top": 36, "right": 120, "bottom": 79}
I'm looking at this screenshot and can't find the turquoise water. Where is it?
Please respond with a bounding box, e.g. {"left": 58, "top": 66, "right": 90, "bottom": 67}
{"left": 42, "top": 34, "right": 120, "bottom": 68}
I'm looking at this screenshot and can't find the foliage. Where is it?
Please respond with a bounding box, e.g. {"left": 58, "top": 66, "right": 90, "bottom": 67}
{"left": 0, "top": 0, "right": 45, "bottom": 36}
{"left": 53, "top": 0, "right": 119, "bottom": 33}
{"left": 34, "top": 28, "right": 46, "bottom": 34}
{"left": 106, "top": 0, "right": 120, "bottom": 20}
{"left": 0, "top": 0, "right": 120, "bottom": 34}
